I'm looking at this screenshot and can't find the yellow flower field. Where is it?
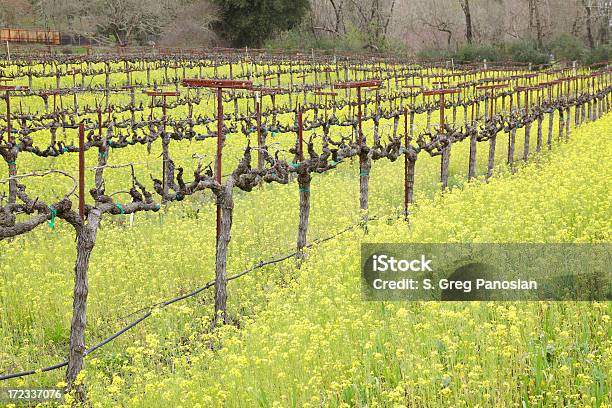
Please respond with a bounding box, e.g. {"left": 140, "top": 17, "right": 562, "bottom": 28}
{"left": 0, "top": 62, "right": 610, "bottom": 407}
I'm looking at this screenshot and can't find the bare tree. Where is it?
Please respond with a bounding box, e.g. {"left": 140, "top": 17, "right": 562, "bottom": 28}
{"left": 0, "top": 0, "right": 33, "bottom": 27}
{"left": 311, "top": 0, "right": 346, "bottom": 35}
{"left": 528, "top": 0, "right": 544, "bottom": 47}
{"left": 82, "top": 0, "right": 176, "bottom": 45}
{"left": 459, "top": 0, "right": 474, "bottom": 44}
{"left": 582, "top": 0, "right": 596, "bottom": 48}
{"left": 310, "top": 0, "right": 396, "bottom": 47}
{"left": 159, "top": 1, "right": 220, "bottom": 47}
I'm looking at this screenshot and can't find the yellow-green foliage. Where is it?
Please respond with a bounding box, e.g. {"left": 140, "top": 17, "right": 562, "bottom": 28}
{"left": 75, "top": 117, "right": 612, "bottom": 408}
{"left": 0, "top": 63, "right": 609, "bottom": 407}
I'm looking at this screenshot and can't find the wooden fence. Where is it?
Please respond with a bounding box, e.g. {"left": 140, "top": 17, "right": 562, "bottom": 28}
{"left": 0, "top": 28, "right": 60, "bottom": 45}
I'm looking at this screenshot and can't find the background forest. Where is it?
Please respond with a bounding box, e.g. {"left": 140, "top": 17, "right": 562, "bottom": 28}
{"left": 1, "top": 0, "right": 610, "bottom": 62}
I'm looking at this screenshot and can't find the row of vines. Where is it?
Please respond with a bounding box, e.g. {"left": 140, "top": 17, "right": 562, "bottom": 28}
{"left": 0, "top": 50, "right": 610, "bottom": 401}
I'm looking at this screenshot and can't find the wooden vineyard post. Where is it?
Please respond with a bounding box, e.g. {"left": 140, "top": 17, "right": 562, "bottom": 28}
{"left": 182, "top": 78, "right": 253, "bottom": 325}
{"left": 334, "top": 80, "right": 382, "bottom": 221}
{"left": 422, "top": 88, "right": 460, "bottom": 189}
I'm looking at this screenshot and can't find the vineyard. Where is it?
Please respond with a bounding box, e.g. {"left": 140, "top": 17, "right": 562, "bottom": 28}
{"left": 0, "top": 50, "right": 611, "bottom": 407}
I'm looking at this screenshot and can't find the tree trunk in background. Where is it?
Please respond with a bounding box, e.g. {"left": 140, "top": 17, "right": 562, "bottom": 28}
{"left": 331, "top": 0, "right": 344, "bottom": 34}
{"left": 532, "top": 0, "right": 544, "bottom": 48}
{"left": 583, "top": 0, "right": 595, "bottom": 49}
{"left": 459, "top": 0, "right": 473, "bottom": 44}
{"left": 529, "top": 0, "right": 535, "bottom": 32}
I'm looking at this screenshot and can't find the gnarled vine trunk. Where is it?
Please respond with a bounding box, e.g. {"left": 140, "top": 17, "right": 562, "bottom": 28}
{"left": 565, "top": 107, "right": 571, "bottom": 141}
{"left": 467, "top": 132, "right": 477, "bottom": 180}
{"left": 523, "top": 122, "right": 531, "bottom": 161}
{"left": 359, "top": 152, "right": 371, "bottom": 211}
{"left": 214, "top": 184, "right": 234, "bottom": 326}
{"left": 558, "top": 109, "right": 564, "bottom": 142}
{"left": 440, "top": 143, "right": 451, "bottom": 189}
{"left": 7, "top": 159, "right": 17, "bottom": 205}
{"left": 536, "top": 115, "right": 543, "bottom": 152}
{"left": 405, "top": 155, "right": 416, "bottom": 207}
{"left": 486, "top": 135, "right": 496, "bottom": 179}
{"left": 161, "top": 131, "right": 172, "bottom": 201}
{"left": 66, "top": 211, "right": 102, "bottom": 401}
{"left": 296, "top": 172, "right": 311, "bottom": 261}
{"left": 508, "top": 128, "right": 516, "bottom": 169}
{"left": 547, "top": 111, "right": 554, "bottom": 149}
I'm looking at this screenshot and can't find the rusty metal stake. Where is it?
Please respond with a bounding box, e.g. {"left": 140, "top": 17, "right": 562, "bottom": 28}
{"left": 297, "top": 106, "right": 304, "bottom": 161}
{"left": 78, "top": 123, "right": 85, "bottom": 221}
{"left": 181, "top": 78, "right": 253, "bottom": 240}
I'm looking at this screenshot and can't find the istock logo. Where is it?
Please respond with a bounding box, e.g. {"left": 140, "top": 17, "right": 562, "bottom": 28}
{"left": 372, "top": 254, "right": 433, "bottom": 272}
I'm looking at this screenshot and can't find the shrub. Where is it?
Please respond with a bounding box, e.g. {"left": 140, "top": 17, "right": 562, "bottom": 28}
{"left": 584, "top": 44, "right": 611, "bottom": 65}
{"left": 265, "top": 22, "right": 401, "bottom": 55}
{"left": 416, "top": 48, "right": 452, "bottom": 62}
{"left": 503, "top": 40, "right": 549, "bottom": 65}
{"left": 547, "top": 34, "right": 587, "bottom": 63}
{"left": 454, "top": 43, "right": 501, "bottom": 62}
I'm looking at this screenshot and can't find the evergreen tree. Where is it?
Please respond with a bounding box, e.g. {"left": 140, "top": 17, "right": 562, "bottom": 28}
{"left": 214, "top": 0, "right": 310, "bottom": 47}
